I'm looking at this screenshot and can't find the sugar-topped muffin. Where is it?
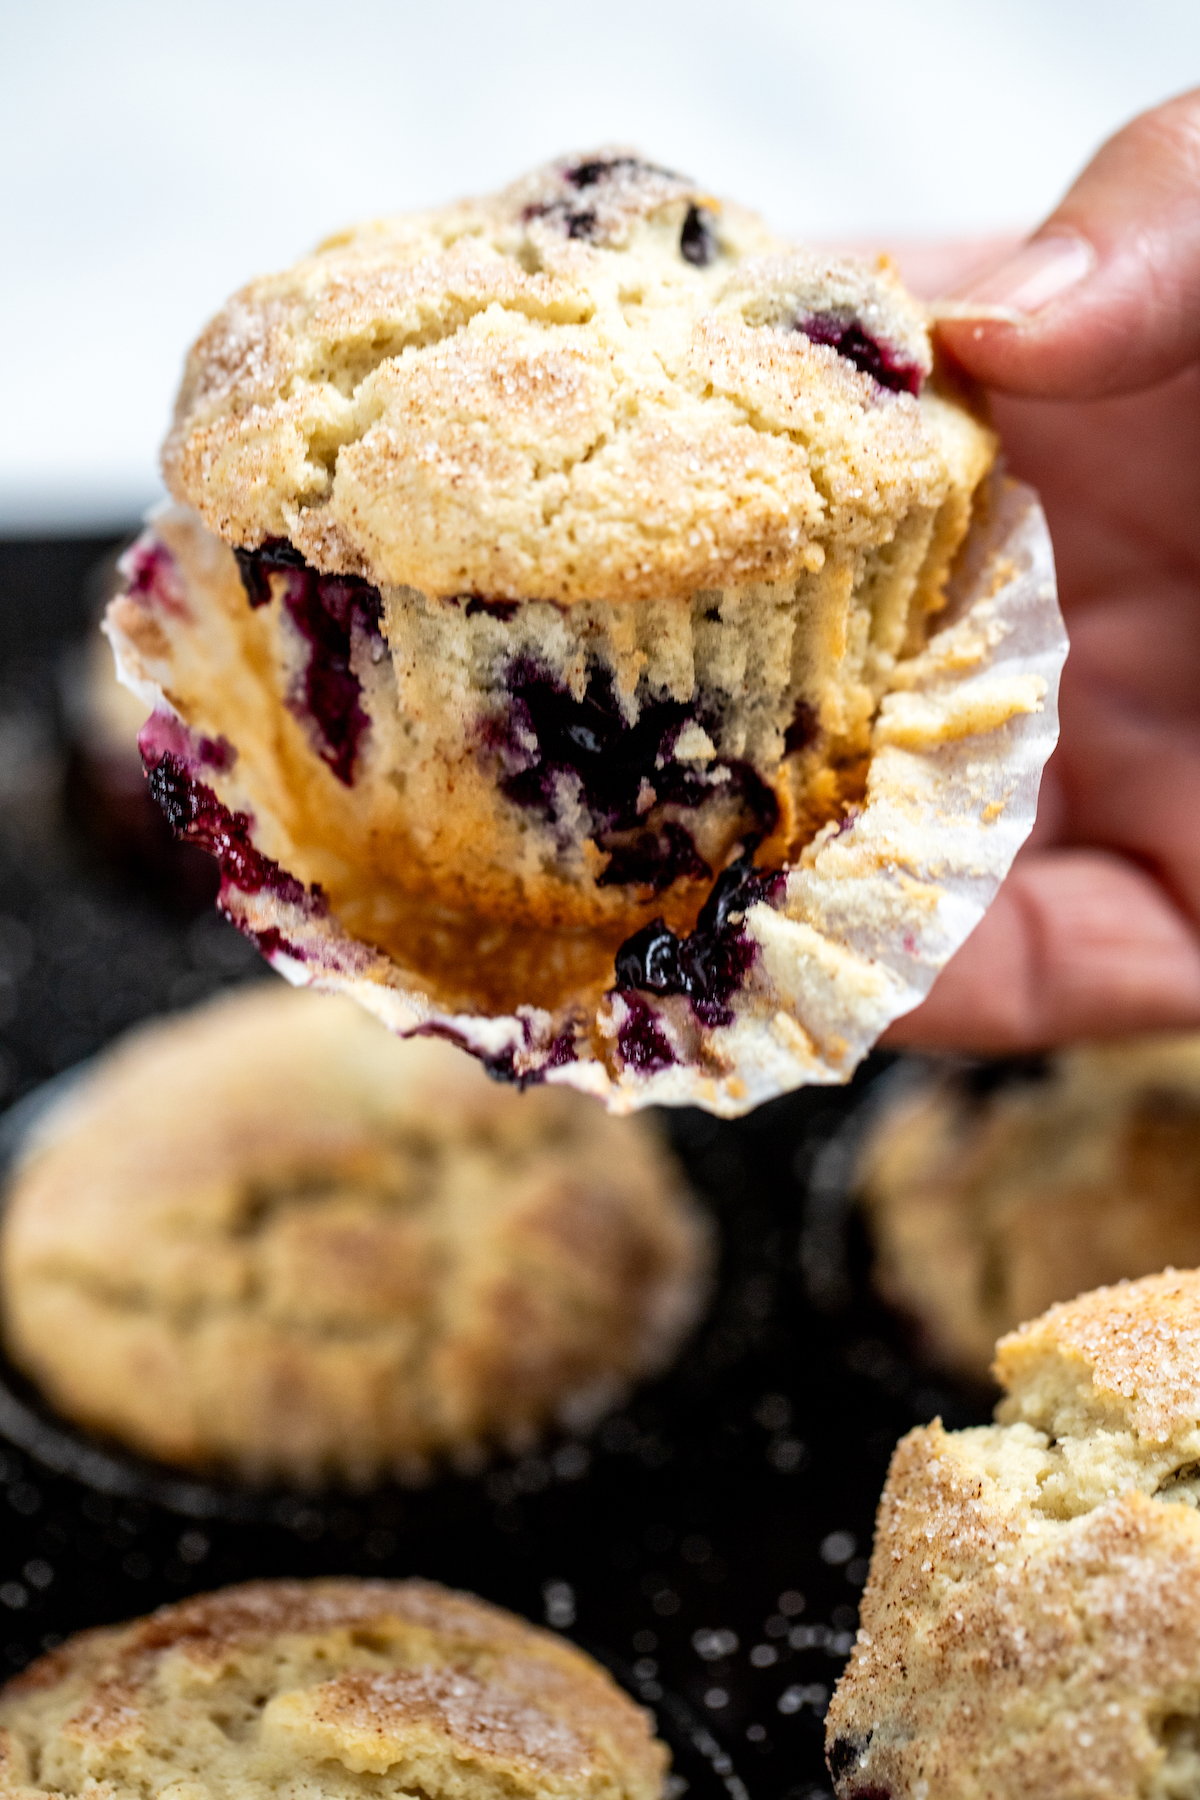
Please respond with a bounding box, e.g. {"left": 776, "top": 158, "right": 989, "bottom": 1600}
{"left": 107, "top": 151, "right": 1058, "bottom": 1111}
{"left": 827, "top": 1267, "right": 1200, "bottom": 1798}
{"left": 858, "top": 1037, "right": 1200, "bottom": 1383}
{"left": 0, "top": 984, "right": 708, "bottom": 1483}
{"left": 0, "top": 1578, "right": 668, "bottom": 1800}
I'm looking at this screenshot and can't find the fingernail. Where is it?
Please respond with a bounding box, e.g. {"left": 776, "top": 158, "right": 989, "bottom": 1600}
{"left": 953, "top": 232, "right": 1096, "bottom": 318}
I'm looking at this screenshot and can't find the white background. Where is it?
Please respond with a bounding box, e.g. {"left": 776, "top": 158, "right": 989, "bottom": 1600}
{"left": 3, "top": 0, "right": 1199, "bottom": 530}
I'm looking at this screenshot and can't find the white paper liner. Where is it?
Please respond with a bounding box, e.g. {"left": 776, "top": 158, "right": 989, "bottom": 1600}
{"left": 105, "top": 473, "right": 1065, "bottom": 1117}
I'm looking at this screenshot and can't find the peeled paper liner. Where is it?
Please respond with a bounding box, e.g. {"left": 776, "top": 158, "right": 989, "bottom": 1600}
{"left": 106, "top": 472, "right": 1065, "bottom": 1118}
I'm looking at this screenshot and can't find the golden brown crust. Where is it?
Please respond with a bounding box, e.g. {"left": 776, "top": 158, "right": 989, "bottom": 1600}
{"left": 995, "top": 1267, "right": 1200, "bottom": 1445}
{"left": 0, "top": 986, "right": 708, "bottom": 1482}
{"left": 858, "top": 1037, "right": 1200, "bottom": 1383}
{"left": 0, "top": 1578, "right": 667, "bottom": 1800}
{"left": 162, "top": 152, "right": 970, "bottom": 604}
{"left": 827, "top": 1267, "right": 1200, "bottom": 1798}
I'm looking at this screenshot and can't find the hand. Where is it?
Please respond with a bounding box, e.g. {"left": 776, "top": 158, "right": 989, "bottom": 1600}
{"left": 883, "top": 87, "right": 1200, "bottom": 1052}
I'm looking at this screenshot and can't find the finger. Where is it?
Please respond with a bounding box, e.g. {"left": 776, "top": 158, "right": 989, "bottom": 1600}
{"left": 934, "top": 87, "right": 1200, "bottom": 399}
{"left": 814, "top": 237, "right": 1019, "bottom": 301}
{"left": 883, "top": 849, "right": 1200, "bottom": 1053}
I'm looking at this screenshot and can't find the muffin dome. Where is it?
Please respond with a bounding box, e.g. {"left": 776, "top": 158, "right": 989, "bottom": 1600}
{"left": 1, "top": 985, "right": 707, "bottom": 1483}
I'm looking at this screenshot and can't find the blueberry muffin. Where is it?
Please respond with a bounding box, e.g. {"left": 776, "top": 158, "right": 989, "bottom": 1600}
{"left": 0, "top": 1578, "right": 668, "bottom": 1800}
{"left": 108, "top": 152, "right": 1057, "bottom": 1110}
{"left": 827, "top": 1267, "right": 1200, "bottom": 1799}
{"left": 858, "top": 1038, "right": 1200, "bottom": 1383}
{"left": 0, "top": 984, "right": 707, "bottom": 1484}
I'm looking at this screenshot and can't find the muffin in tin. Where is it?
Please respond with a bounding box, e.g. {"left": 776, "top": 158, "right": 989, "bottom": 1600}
{"left": 857, "top": 1038, "right": 1200, "bottom": 1384}
{"left": 0, "top": 984, "right": 708, "bottom": 1485}
{"left": 827, "top": 1268, "right": 1200, "bottom": 1799}
{"left": 0, "top": 1577, "right": 668, "bottom": 1800}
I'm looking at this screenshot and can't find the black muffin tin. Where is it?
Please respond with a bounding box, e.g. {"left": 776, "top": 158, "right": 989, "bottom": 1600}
{"left": 0, "top": 536, "right": 993, "bottom": 1800}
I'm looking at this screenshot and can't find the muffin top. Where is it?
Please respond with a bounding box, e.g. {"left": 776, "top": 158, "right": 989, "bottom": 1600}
{"left": 825, "top": 1267, "right": 1200, "bottom": 1799}
{"left": 994, "top": 1264, "right": 1200, "bottom": 1451}
{"left": 163, "top": 151, "right": 987, "bottom": 603}
{"left": 0, "top": 1578, "right": 667, "bottom": 1800}
{"left": 2, "top": 984, "right": 706, "bottom": 1477}
{"left": 856, "top": 1037, "right": 1200, "bottom": 1380}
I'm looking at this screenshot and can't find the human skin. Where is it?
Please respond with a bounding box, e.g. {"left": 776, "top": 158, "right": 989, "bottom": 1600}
{"left": 879, "top": 87, "right": 1200, "bottom": 1052}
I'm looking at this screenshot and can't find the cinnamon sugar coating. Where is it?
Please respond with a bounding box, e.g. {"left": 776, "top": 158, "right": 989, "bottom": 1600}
{"left": 0, "top": 985, "right": 707, "bottom": 1483}
{"left": 0, "top": 1578, "right": 667, "bottom": 1800}
{"left": 826, "top": 1266, "right": 1200, "bottom": 1798}
{"left": 162, "top": 152, "right": 984, "bottom": 605}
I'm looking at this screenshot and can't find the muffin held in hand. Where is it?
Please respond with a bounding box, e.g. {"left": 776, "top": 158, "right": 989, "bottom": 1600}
{"left": 858, "top": 1037, "right": 1200, "bottom": 1383}
{"left": 0, "top": 1578, "right": 668, "bottom": 1800}
{"left": 107, "top": 150, "right": 1059, "bottom": 1112}
{"left": 827, "top": 1268, "right": 1200, "bottom": 1800}
{"left": 0, "top": 984, "right": 708, "bottom": 1484}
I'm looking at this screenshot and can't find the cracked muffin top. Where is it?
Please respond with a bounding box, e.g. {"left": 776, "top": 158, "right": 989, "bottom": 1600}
{"left": 162, "top": 150, "right": 988, "bottom": 603}
{"left": 826, "top": 1267, "right": 1200, "bottom": 1799}
{"left": 0, "top": 1578, "right": 668, "bottom": 1800}
{"left": 0, "top": 983, "right": 707, "bottom": 1482}
{"left": 857, "top": 1038, "right": 1200, "bottom": 1383}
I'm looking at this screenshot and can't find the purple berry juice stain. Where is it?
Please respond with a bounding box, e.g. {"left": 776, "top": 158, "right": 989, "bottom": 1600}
{"left": 235, "top": 543, "right": 383, "bottom": 786}
{"left": 138, "top": 709, "right": 234, "bottom": 777}
{"left": 413, "top": 1019, "right": 576, "bottom": 1089}
{"left": 143, "top": 749, "right": 307, "bottom": 908}
{"left": 616, "top": 994, "right": 676, "bottom": 1074}
{"left": 613, "top": 853, "right": 785, "bottom": 1029}
{"left": 123, "top": 539, "right": 190, "bottom": 617}
{"left": 797, "top": 313, "right": 923, "bottom": 397}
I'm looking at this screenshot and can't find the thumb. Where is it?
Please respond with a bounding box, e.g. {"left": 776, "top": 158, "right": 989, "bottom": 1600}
{"left": 936, "top": 87, "right": 1200, "bottom": 399}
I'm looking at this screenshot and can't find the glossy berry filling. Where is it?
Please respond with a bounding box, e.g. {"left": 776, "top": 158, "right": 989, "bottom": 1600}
{"left": 235, "top": 542, "right": 383, "bottom": 786}
{"left": 614, "top": 853, "right": 785, "bottom": 1029}
{"left": 491, "top": 658, "right": 778, "bottom": 893}
{"left": 797, "top": 313, "right": 923, "bottom": 397}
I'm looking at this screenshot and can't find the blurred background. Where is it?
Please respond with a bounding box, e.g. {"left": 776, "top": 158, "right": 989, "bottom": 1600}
{"left": 4, "top": 0, "right": 1200, "bottom": 533}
